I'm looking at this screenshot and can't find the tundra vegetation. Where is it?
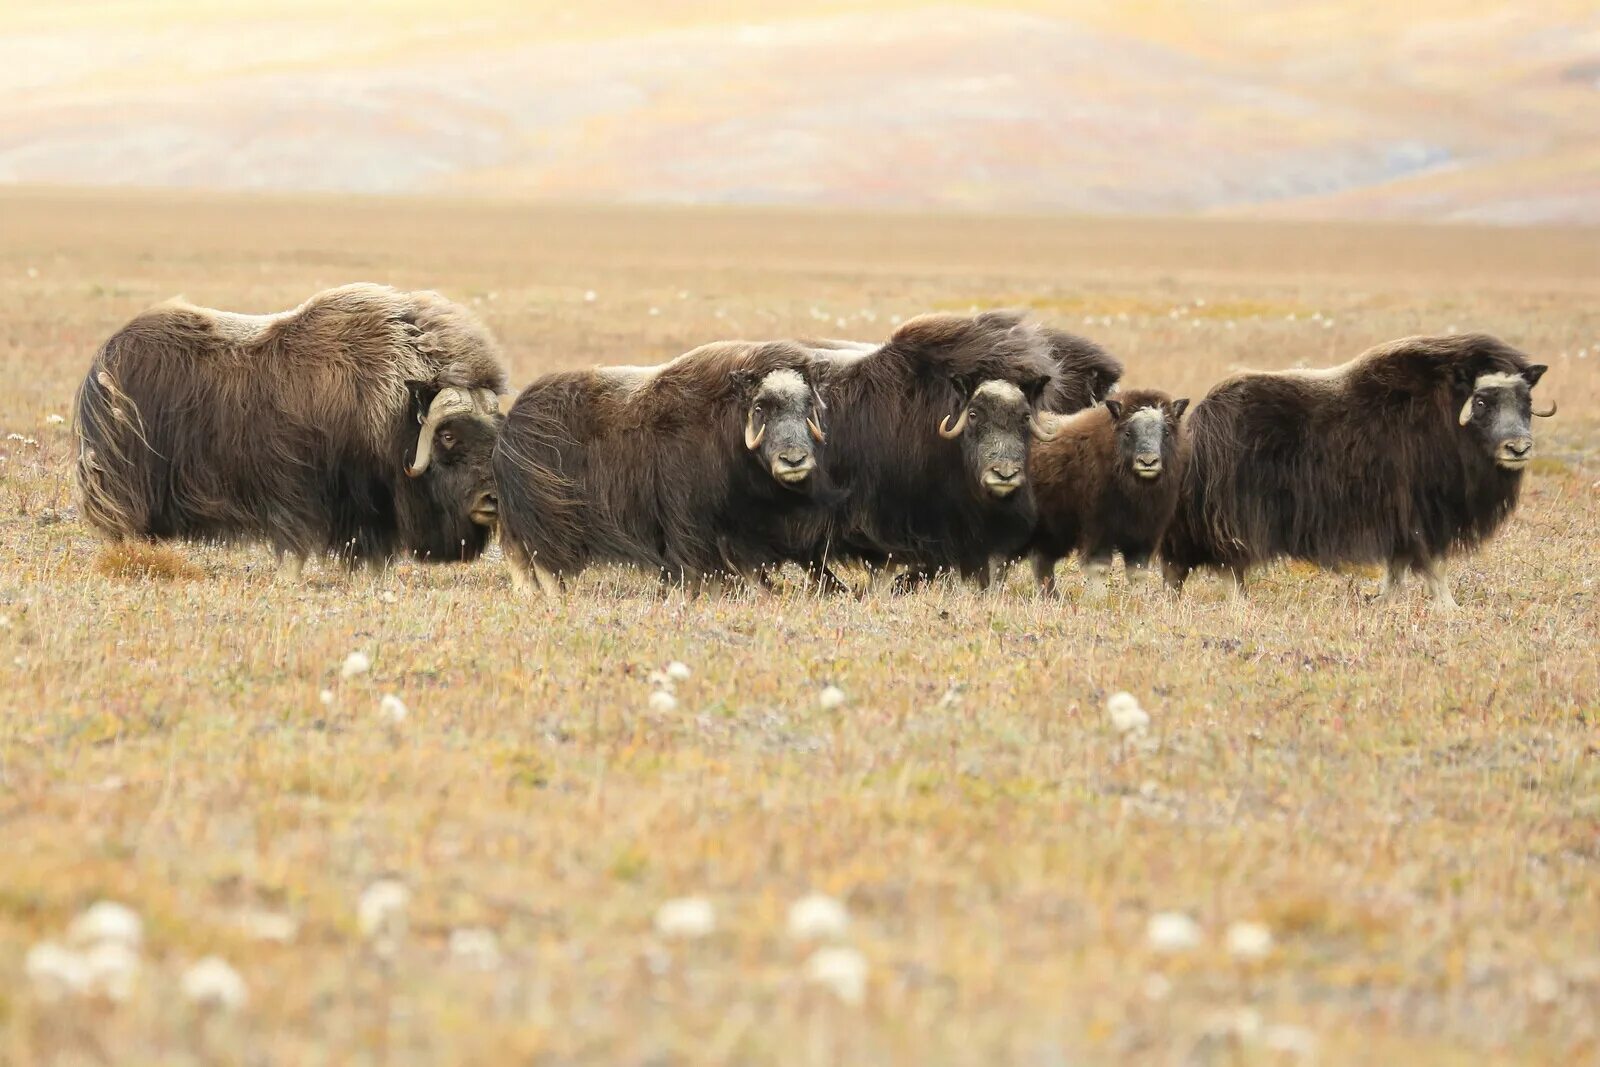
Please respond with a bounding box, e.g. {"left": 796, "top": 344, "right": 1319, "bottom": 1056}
{"left": 0, "top": 189, "right": 1596, "bottom": 1065}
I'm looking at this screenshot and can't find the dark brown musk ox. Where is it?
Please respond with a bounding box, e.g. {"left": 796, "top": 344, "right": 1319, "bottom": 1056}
{"left": 792, "top": 310, "right": 1059, "bottom": 589}
{"left": 1160, "top": 333, "right": 1553, "bottom": 609}
{"left": 1027, "top": 389, "right": 1188, "bottom": 600}
{"left": 74, "top": 284, "right": 507, "bottom": 570}
{"left": 491, "top": 340, "right": 833, "bottom": 598}
{"left": 1041, "top": 327, "right": 1124, "bottom": 413}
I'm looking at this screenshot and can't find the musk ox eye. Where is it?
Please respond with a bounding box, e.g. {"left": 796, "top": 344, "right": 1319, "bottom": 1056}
{"left": 439, "top": 431, "right": 457, "bottom": 449}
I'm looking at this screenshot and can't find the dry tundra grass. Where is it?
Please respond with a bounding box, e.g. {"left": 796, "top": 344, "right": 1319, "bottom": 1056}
{"left": 0, "top": 188, "right": 1597, "bottom": 1065}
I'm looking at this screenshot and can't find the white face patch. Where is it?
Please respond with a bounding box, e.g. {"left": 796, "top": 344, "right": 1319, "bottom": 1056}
{"left": 1126, "top": 407, "right": 1164, "bottom": 431}
{"left": 758, "top": 368, "right": 809, "bottom": 404}
{"left": 973, "top": 379, "right": 1025, "bottom": 405}
{"left": 1460, "top": 371, "right": 1526, "bottom": 425}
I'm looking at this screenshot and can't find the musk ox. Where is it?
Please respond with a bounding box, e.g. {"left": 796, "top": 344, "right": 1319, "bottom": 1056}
{"left": 492, "top": 340, "right": 832, "bottom": 597}
{"left": 1028, "top": 389, "right": 1189, "bottom": 599}
{"left": 794, "top": 310, "right": 1059, "bottom": 588}
{"left": 74, "top": 284, "right": 507, "bottom": 568}
{"left": 1042, "top": 327, "right": 1124, "bottom": 412}
{"left": 1161, "top": 333, "right": 1552, "bottom": 608}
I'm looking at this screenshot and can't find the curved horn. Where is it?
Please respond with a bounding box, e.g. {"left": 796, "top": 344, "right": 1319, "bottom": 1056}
{"left": 744, "top": 411, "right": 767, "bottom": 450}
{"left": 1533, "top": 400, "right": 1557, "bottom": 418}
{"left": 407, "top": 386, "right": 475, "bottom": 477}
{"left": 473, "top": 387, "right": 498, "bottom": 413}
{"left": 806, "top": 415, "right": 827, "bottom": 443}
{"left": 1030, "top": 412, "right": 1058, "bottom": 442}
{"left": 1458, "top": 397, "right": 1474, "bottom": 427}
{"left": 938, "top": 407, "right": 969, "bottom": 439}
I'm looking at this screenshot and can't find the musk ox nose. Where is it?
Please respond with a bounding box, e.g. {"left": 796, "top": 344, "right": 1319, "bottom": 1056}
{"left": 470, "top": 491, "right": 498, "bottom": 525}
{"left": 1499, "top": 437, "right": 1533, "bottom": 466}
{"left": 982, "top": 462, "right": 1023, "bottom": 496}
{"left": 772, "top": 448, "right": 815, "bottom": 484}
{"left": 1133, "top": 452, "right": 1163, "bottom": 479}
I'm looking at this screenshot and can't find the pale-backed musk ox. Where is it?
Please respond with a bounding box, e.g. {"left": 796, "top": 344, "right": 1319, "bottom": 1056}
{"left": 1160, "top": 333, "right": 1552, "bottom": 608}
{"left": 75, "top": 284, "right": 507, "bottom": 568}
{"left": 1028, "top": 389, "right": 1188, "bottom": 599}
{"left": 795, "top": 310, "right": 1059, "bottom": 588}
{"left": 1042, "top": 328, "right": 1124, "bottom": 412}
{"left": 492, "top": 340, "right": 832, "bottom": 597}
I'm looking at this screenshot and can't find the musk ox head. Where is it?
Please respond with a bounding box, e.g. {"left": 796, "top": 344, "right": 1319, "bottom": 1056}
{"left": 939, "top": 374, "right": 1054, "bottom": 499}
{"left": 1105, "top": 393, "right": 1188, "bottom": 482}
{"left": 399, "top": 379, "right": 504, "bottom": 561}
{"left": 1456, "top": 365, "right": 1551, "bottom": 470}
{"left": 733, "top": 366, "right": 827, "bottom": 489}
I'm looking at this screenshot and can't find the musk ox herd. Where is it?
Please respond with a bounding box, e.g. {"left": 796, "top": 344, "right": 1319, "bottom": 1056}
{"left": 74, "top": 284, "right": 1555, "bottom": 608}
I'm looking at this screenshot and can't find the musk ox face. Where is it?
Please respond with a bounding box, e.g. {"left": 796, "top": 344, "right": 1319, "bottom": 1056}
{"left": 1457, "top": 366, "right": 1551, "bottom": 470}
{"left": 734, "top": 367, "right": 827, "bottom": 489}
{"left": 400, "top": 380, "right": 503, "bottom": 561}
{"left": 1106, "top": 396, "right": 1188, "bottom": 481}
{"left": 939, "top": 375, "right": 1054, "bottom": 499}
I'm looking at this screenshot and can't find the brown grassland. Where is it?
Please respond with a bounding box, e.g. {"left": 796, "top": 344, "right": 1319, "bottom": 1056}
{"left": 0, "top": 187, "right": 1597, "bottom": 1065}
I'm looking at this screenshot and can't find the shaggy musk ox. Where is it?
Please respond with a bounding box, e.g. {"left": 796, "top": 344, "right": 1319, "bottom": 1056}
{"left": 492, "top": 340, "right": 832, "bottom": 597}
{"left": 796, "top": 310, "right": 1058, "bottom": 587}
{"left": 1042, "top": 328, "right": 1124, "bottom": 412}
{"left": 75, "top": 284, "right": 507, "bottom": 567}
{"left": 1161, "top": 333, "right": 1552, "bottom": 607}
{"left": 1028, "top": 389, "right": 1188, "bottom": 599}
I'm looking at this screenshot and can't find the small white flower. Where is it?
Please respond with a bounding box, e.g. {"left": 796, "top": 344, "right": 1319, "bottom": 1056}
{"left": 1106, "top": 692, "right": 1150, "bottom": 735}
{"left": 68, "top": 901, "right": 144, "bottom": 950}
{"left": 804, "top": 945, "right": 868, "bottom": 1005}
{"left": 648, "top": 306, "right": 660, "bottom": 316}
{"left": 654, "top": 896, "right": 715, "bottom": 939}
{"left": 665, "top": 660, "right": 692, "bottom": 682}
{"left": 235, "top": 909, "right": 298, "bottom": 943}
{"left": 357, "top": 879, "right": 410, "bottom": 951}
{"left": 181, "top": 956, "right": 248, "bottom": 1012}
{"left": 648, "top": 690, "right": 678, "bottom": 713}
{"left": 340, "top": 651, "right": 371, "bottom": 679}
{"left": 378, "top": 694, "right": 409, "bottom": 725}
{"left": 1146, "top": 912, "right": 1202, "bottom": 953}
{"left": 583, "top": 289, "right": 598, "bottom": 302}
{"left": 1261, "top": 1023, "right": 1316, "bottom": 1058}
{"left": 788, "top": 893, "right": 850, "bottom": 941}
{"left": 1225, "top": 921, "right": 1273, "bottom": 961}
{"left": 449, "top": 927, "right": 503, "bottom": 971}
{"left": 818, "top": 685, "right": 847, "bottom": 711}
{"left": 83, "top": 941, "right": 140, "bottom": 1002}
{"left": 318, "top": 689, "right": 335, "bottom": 707}
{"left": 26, "top": 942, "right": 90, "bottom": 1002}
{"left": 45, "top": 414, "right": 66, "bottom": 426}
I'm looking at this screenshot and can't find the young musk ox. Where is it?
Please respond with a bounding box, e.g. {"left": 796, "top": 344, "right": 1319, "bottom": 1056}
{"left": 1161, "top": 333, "right": 1552, "bottom": 608}
{"left": 1028, "top": 389, "right": 1188, "bottom": 599}
{"left": 793, "top": 310, "right": 1059, "bottom": 589}
{"left": 492, "top": 340, "right": 832, "bottom": 597}
{"left": 75, "top": 284, "right": 506, "bottom": 569}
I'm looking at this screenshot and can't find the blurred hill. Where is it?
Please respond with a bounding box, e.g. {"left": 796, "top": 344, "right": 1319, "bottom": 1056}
{"left": 0, "top": 1, "right": 1595, "bottom": 221}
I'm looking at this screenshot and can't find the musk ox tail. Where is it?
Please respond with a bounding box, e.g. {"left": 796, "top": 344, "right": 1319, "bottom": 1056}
{"left": 73, "top": 351, "right": 159, "bottom": 541}
{"left": 490, "top": 403, "right": 588, "bottom": 578}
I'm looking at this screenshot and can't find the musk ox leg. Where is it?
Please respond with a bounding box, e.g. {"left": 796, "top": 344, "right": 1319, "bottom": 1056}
{"left": 507, "top": 552, "right": 563, "bottom": 601}
{"left": 1376, "top": 557, "right": 1410, "bottom": 601}
{"left": 1031, "top": 552, "right": 1058, "bottom": 597}
{"left": 1415, "top": 558, "right": 1457, "bottom": 612}
{"left": 1162, "top": 559, "right": 1190, "bottom": 594}
{"left": 1082, "top": 555, "right": 1112, "bottom": 603}
{"left": 802, "top": 560, "right": 852, "bottom": 597}
{"left": 1124, "top": 552, "right": 1156, "bottom": 591}
{"left": 274, "top": 549, "right": 307, "bottom": 583}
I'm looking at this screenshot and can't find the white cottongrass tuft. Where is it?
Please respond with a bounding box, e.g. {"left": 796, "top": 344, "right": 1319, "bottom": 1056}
{"left": 82, "top": 941, "right": 140, "bottom": 1002}
{"left": 804, "top": 945, "right": 868, "bottom": 1005}
{"left": 646, "top": 669, "right": 672, "bottom": 690}
{"left": 68, "top": 901, "right": 144, "bottom": 950}
{"left": 818, "top": 685, "right": 847, "bottom": 711}
{"left": 787, "top": 893, "right": 850, "bottom": 941}
{"left": 449, "top": 927, "right": 503, "bottom": 971}
{"left": 181, "top": 956, "right": 248, "bottom": 1012}
{"left": 1225, "top": 920, "right": 1274, "bottom": 961}
{"left": 378, "top": 694, "right": 409, "bottom": 725}
{"left": 340, "top": 651, "right": 371, "bottom": 679}
{"left": 583, "top": 289, "right": 598, "bottom": 303}
{"left": 318, "top": 689, "right": 335, "bottom": 707}
{"left": 1146, "top": 912, "right": 1203, "bottom": 953}
{"left": 46, "top": 413, "right": 66, "bottom": 426}
{"left": 665, "top": 660, "right": 692, "bottom": 682}
{"left": 648, "top": 689, "right": 679, "bottom": 713}
{"left": 357, "top": 879, "right": 410, "bottom": 953}
{"left": 654, "top": 896, "right": 716, "bottom": 940}
{"left": 26, "top": 942, "right": 90, "bottom": 1002}
{"left": 235, "top": 909, "right": 298, "bottom": 944}
{"left": 1106, "top": 691, "right": 1150, "bottom": 735}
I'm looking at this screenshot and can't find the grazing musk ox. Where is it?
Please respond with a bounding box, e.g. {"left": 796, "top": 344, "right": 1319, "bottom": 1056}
{"left": 75, "top": 284, "right": 506, "bottom": 568}
{"left": 1161, "top": 333, "right": 1552, "bottom": 607}
{"left": 492, "top": 340, "right": 832, "bottom": 597}
{"left": 1028, "top": 389, "right": 1188, "bottom": 599}
{"left": 794, "top": 310, "right": 1059, "bottom": 587}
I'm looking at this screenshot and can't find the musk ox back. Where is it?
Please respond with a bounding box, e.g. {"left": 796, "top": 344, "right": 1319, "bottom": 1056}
{"left": 492, "top": 340, "right": 832, "bottom": 597}
{"left": 1161, "top": 333, "right": 1552, "bottom": 607}
{"left": 75, "top": 284, "right": 507, "bottom": 566}
{"left": 1028, "top": 389, "right": 1188, "bottom": 600}
{"left": 1042, "top": 328, "right": 1124, "bottom": 413}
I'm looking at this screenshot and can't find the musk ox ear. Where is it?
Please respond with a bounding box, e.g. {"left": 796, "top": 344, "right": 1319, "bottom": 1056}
{"left": 1522, "top": 364, "right": 1547, "bottom": 387}
{"left": 1104, "top": 398, "right": 1123, "bottom": 422}
{"left": 729, "top": 369, "right": 758, "bottom": 398}
{"left": 1169, "top": 398, "right": 1190, "bottom": 420}
{"left": 406, "top": 379, "right": 441, "bottom": 426}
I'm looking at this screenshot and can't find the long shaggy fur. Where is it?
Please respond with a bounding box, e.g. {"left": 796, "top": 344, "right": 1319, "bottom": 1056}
{"left": 75, "top": 283, "right": 507, "bottom": 562}
{"left": 492, "top": 341, "right": 833, "bottom": 585}
{"left": 1042, "top": 328, "right": 1123, "bottom": 412}
{"left": 1162, "top": 333, "right": 1540, "bottom": 582}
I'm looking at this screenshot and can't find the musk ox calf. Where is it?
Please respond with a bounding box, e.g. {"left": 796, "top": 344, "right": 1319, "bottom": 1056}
{"left": 1161, "top": 333, "right": 1552, "bottom": 608}
{"left": 492, "top": 340, "right": 831, "bottom": 597}
{"left": 1028, "top": 389, "right": 1188, "bottom": 599}
{"left": 74, "top": 284, "right": 507, "bottom": 568}
{"left": 795, "top": 310, "right": 1058, "bottom": 587}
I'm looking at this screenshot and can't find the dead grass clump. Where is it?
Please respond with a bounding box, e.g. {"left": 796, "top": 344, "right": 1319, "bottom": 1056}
{"left": 94, "top": 542, "right": 204, "bottom": 582}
